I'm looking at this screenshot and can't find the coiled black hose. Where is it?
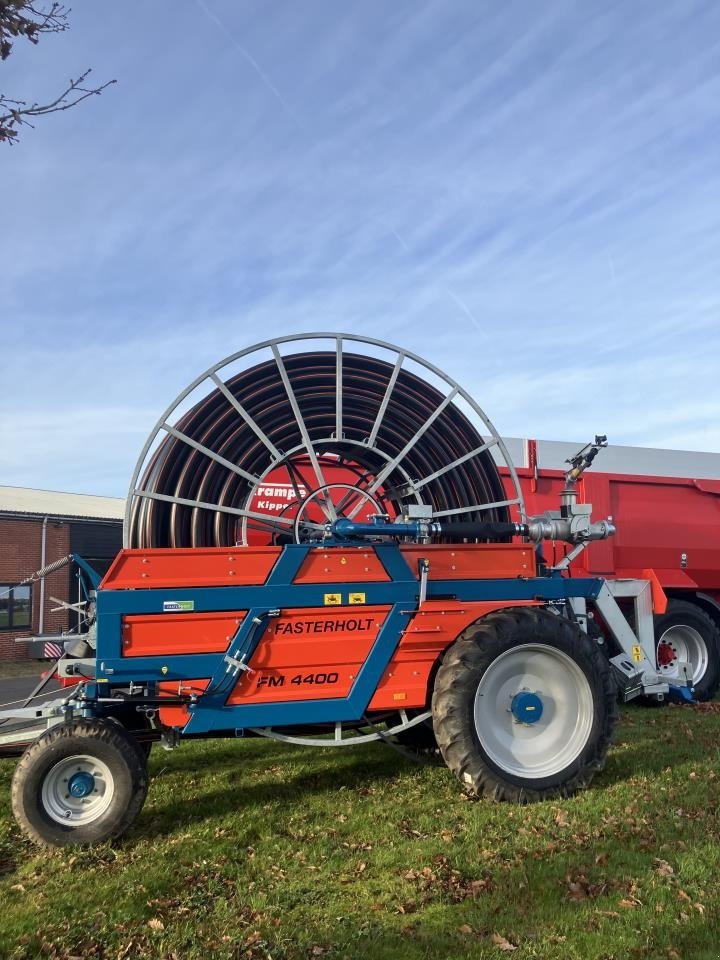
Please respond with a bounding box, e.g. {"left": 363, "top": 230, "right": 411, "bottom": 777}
{"left": 128, "top": 350, "right": 514, "bottom": 548}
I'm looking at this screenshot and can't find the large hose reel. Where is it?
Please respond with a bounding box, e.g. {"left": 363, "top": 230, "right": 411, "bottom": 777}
{"left": 125, "top": 333, "right": 525, "bottom": 548}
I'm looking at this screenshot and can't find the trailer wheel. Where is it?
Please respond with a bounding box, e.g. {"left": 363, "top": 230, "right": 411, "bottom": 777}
{"left": 11, "top": 719, "right": 149, "bottom": 848}
{"left": 432, "top": 608, "right": 618, "bottom": 801}
{"left": 654, "top": 600, "right": 720, "bottom": 701}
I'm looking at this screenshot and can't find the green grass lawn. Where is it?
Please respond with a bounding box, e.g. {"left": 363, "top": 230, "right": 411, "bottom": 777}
{"left": 0, "top": 703, "right": 718, "bottom": 960}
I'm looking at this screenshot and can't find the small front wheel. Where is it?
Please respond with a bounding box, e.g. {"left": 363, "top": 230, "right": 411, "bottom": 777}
{"left": 432, "top": 608, "right": 618, "bottom": 802}
{"left": 11, "top": 719, "right": 149, "bottom": 847}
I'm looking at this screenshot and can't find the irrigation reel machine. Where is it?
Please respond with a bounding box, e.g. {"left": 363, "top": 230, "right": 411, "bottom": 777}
{"left": 1, "top": 334, "right": 691, "bottom": 847}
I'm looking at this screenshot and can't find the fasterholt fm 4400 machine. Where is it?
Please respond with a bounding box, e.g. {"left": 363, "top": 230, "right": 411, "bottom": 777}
{"left": 0, "top": 335, "right": 693, "bottom": 847}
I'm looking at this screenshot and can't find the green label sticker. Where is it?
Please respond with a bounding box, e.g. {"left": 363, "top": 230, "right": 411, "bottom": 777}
{"left": 163, "top": 600, "right": 195, "bottom": 612}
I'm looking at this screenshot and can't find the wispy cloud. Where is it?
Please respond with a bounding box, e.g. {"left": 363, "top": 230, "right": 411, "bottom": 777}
{"left": 2, "top": 0, "right": 720, "bottom": 495}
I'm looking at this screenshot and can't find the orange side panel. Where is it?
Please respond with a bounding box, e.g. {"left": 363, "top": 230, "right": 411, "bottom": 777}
{"left": 101, "top": 547, "right": 281, "bottom": 589}
{"left": 158, "top": 678, "right": 209, "bottom": 727}
{"left": 293, "top": 548, "right": 390, "bottom": 584}
{"left": 227, "top": 605, "right": 390, "bottom": 704}
{"left": 367, "top": 600, "right": 538, "bottom": 710}
{"left": 400, "top": 544, "right": 536, "bottom": 580}
{"left": 122, "top": 612, "right": 245, "bottom": 656}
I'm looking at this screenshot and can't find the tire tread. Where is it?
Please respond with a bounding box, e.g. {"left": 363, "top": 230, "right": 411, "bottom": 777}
{"left": 432, "top": 607, "right": 618, "bottom": 802}
{"left": 11, "top": 718, "right": 149, "bottom": 848}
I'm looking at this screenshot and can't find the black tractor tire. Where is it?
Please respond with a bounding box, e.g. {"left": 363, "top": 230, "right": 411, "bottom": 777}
{"left": 432, "top": 607, "right": 618, "bottom": 802}
{"left": 654, "top": 600, "right": 720, "bottom": 702}
{"left": 394, "top": 714, "right": 438, "bottom": 754}
{"left": 106, "top": 714, "right": 154, "bottom": 760}
{"left": 11, "top": 718, "right": 149, "bottom": 848}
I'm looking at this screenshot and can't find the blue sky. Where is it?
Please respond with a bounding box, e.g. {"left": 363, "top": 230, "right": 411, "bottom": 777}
{"left": 2, "top": 0, "right": 720, "bottom": 496}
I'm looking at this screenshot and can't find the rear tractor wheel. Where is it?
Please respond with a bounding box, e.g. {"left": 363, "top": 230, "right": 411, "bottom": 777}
{"left": 654, "top": 600, "right": 720, "bottom": 702}
{"left": 11, "top": 718, "right": 149, "bottom": 848}
{"left": 432, "top": 608, "right": 618, "bottom": 802}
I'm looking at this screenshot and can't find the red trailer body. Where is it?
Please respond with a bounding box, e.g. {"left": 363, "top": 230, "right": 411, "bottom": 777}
{"left": 502, "top": 440, "right": 720, "bottom": 605}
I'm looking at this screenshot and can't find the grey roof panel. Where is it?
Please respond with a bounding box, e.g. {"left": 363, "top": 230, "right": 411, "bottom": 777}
{"left": 0, "top": 486, "right": 124, "bottom": 520}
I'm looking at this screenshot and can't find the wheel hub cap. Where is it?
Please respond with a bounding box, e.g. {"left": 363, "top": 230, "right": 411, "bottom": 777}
{"left": 657, "top": 640, "right": 676, "bottom": 668}
{"left": 67, "top": 771, "right": 95, "bottom": 798}
{"left": 510, "top": 691, "right": 544, "bottom": 725}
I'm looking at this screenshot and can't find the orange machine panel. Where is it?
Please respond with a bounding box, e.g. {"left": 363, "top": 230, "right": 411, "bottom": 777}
{"left": 122, "top": 612, "right": 246, "bottom": 656}
{"left": 400, "top": 543, "right": 535, "bottom": 580}
{"left": 102, "top": 547, "right": 281, "bottom": 589}
{"left": 227, "top": 605, "right": 390, "bottom": 704}
{"left": 367, "top": 600, "right": 537, "bottom": 710}
{"left": 158, "top": 678, "right": 209, "bottom": 727}
{"left": 293, "top": 548, "right": 390, "bottom": 584}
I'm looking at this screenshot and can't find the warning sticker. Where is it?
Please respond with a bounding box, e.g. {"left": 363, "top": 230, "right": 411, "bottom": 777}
{"left": 324, "top": 593, "right": 342, "bottom": 606}
{"left": 349, "top": 592, "right": 366, "bottom": 605}
{"left": 631, "top": 644, "right": 643, "bottom": 663}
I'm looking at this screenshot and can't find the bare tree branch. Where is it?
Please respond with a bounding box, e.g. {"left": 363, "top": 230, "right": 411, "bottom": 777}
{"left": 0, "top": 69, "right": 116, "bottom": 142}
{"left": 0, "top": 3, "right": 115, "bottom": 143}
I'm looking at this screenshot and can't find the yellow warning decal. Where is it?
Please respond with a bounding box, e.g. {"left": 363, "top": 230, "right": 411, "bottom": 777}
{"left": 631, "top": 645, "right": 643, "bottom": 663}
{"left": 324, "top": 593, "right": 342, "bottom": 606}
{"left": 349, "top": 592, "right": 366, "bottom": 605}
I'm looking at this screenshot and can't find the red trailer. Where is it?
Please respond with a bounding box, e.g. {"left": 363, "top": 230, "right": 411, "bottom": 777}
{"left": 501, "top": 438, "right": 720, "bottom": 700}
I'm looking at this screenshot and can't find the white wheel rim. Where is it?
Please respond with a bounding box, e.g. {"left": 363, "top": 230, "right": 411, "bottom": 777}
{"left": 656, "top": 624, "right": 708, "bottom": 684}
{"left": 473, "top": 644, "right": 595, "bottom": 779}
{"left": 41, "top": 755, "right": 114, "bottom": 826}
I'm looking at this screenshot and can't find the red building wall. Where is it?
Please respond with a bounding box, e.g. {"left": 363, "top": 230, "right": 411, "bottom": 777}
{"left": 0, "top": 518, "right": 71, "bottom": 660}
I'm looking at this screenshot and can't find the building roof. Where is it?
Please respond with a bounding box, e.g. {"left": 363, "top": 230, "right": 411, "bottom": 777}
{"left": 0, "top": 485, "right": 125, "bottom": 521}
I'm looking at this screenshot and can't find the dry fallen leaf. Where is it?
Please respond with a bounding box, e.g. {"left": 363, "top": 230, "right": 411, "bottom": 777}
{"left": 491, "top": 932, "right": 518, "bottom": 951}
{"left": 147, "top": 918, "right": 165, "bottom": 931}
{"left": 554, "top": 809, "right": 569, "bottom": 827}
{"left": 568, "top": 881, "right": 587, "bottom": 901}
{"left": 654, "top": 859, "right": 674, "bottom": 877}
{"left": 458, "top": 924, "right": 473, "bottom": 935}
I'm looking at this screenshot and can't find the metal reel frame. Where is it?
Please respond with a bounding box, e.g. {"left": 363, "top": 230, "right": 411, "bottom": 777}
{"left": 248, "top": 709, "right": 432, "bottom": 748}
{"left": 125, "top": 333, "right": 525, "bottom": 547}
